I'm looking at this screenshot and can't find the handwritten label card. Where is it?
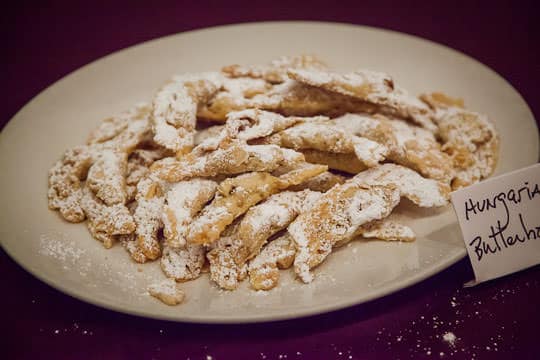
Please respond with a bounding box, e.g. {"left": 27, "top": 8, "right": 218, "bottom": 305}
{"left": 451, "top": 163, "right": 540, "bottom": 285}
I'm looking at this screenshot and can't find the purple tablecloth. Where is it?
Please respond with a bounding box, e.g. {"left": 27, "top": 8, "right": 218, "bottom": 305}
{"left": 3, "top": 1, "right": 539, "bottom": 359}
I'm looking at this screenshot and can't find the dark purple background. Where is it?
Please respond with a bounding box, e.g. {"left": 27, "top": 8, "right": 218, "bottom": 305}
{"left": 2, "top": 1, "right": 539, "bottom": 359}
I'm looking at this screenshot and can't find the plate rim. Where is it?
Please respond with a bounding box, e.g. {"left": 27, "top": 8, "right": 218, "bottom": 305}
{"left": 0, "top": 240, "right": 466, "bottom": 323}
{"left": 0, "top": 20, "right": 537, "bottom": 324}
{"left": 2, "top": 20, "right": 538, "bottom": 136}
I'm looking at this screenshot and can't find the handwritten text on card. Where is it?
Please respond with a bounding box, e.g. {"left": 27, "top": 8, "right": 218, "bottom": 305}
{"left": 451, "top": 164, "right": 540, "bottom": 285}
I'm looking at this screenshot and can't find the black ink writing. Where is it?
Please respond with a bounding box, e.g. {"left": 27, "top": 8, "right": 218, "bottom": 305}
{"left": 468, "top": 212, "right": 540, "bottom": 262}
{"left": 464, "top": 181, "right": 539, "bottom": 221}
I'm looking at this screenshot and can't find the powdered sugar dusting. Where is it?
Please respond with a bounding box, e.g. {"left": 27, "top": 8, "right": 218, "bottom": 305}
{"left": 162, "top": 178, "right": 217, "bottom": 248}
{"left": 244, "top": 190, "right": 310, "bottom": 231}
{"left": 160, "top": 244, "right": 206, "bottom": 281}
{"left": 434, "top": 107, "right": 499, "bottom": 189}
{"left": 152, "top": 72, "right": 222, "bottom": 151}
{"left": 353, "top": 164, "right": 449, "bottom": 207}
{"left": 290, "top": 182, "right": 401, "bottom": 283}
{"left": 86, "top": 149, "right": 127, "bottom": 206}
{"left": 442, "top": 332, "right": 457, "bottom": 347}
{"left": 39, "top": 234, "right": 86, "bottom": 262}
{"left": 147, "top": 278, "right": 185, "bottom": 305}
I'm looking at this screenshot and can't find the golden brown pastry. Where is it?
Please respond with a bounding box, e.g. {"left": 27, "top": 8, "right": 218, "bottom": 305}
{"left": 421, "top": 92, "right": 499, "bottom": 189}
{"left": 151, "top": 73, "right": 222, "bottom": 153}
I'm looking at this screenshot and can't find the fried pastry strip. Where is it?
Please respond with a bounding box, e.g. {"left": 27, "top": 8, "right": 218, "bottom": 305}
{"left": 420, "top": 92, "right": 499, "bottom": 189}
{"left": 291, "top": 163, "right": 449, "bottom": 282}
{"left": 225, "top": 108, "right": 327, "bottom": 142}
{"left": 85, "top": 105, "right": 155, "bottom": 206}
{"left": 151, "top": 73, "right": 222, "bottom": 153}
{"left": 248, "top": 233, "right": 296, "bottom": 291}
{"left": 253, "top": 80, "right": 379, "bottom": 118}
{"left": 49, "top": 105, "right": 154, "bottom": 222}
{"left": 301, "top": 149, "right": 366, "bottom": 174}
{"left": 358, "top": 219, "right": 416, "bottom": 242}
{"left": 238, "top": 190, "right": 320, "bottom": 260}
{"left": 86, "top": 149, "right": 128, "bottom": 206}
{"left": 162, "top": 178, "right": 218, "bottom": 248}
{"left": 332, "top": 113, "right": 454, "bottom": 183}
{"left": 256, "top": 121, "right": 388, "bottom": 167}
{"left": 187, "top": 172, "right": 284, "bottom": 245}
{"left": 151, "top": 142, "right": 304, "bottom": 182}
{"left": 290, "top": 183, "right": 401, "bottom": 283}
{"left": 288, "top": 68, "right": 437, "bottom": 132}
{"left": 48, "top": 146, "right": 94, "bottom": 222}
{"left": 334, "top": 218, "right": 416, "bottom": 247}
{"left": 148, "top": 279, "right": 185, "bottom": 306}
{"left": 132, "top": 177, "right": 167, "bottom": 261}
{"left": 200, "top": 78, "right": 379, "bottom": 121}
{"left": 80, "top": 187, "right": 135, "bottom": 249}
{"left": 207, "top": 190, "right": 319, "bottom": 290}
{"left": 160, "top": 244, "right": 206, "bottom": 282}
{"left": 120, "top": 234, "right": 148, "bottom": 264}
{"left": 206, "top": 223, "right": 243, "bottom": 290}
{"left": 126, "top": 148, "right": 171, "bottom": 201}
{"left": 197, "top": 77, "right": 271, "bottom": 121}
{"left": 187, "top": 164, "right": 327, "bottom": 245}
{"left": 353, "top": 164, "right": 450, "bottom": 207}
{"left": 87, "top": 104, "right": 151, "bottom": 151}
{"left": 222, "top": 55, "right": 327, "bottom": 84}
{"left": 288, "top": 171, "right": 346, "bottom": 192}
{"left": 194, "top": 124, "right": 225, "bottom": 145}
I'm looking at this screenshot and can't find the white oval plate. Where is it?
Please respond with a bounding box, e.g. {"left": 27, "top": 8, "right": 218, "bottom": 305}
{"left": 1, "top": 22, "right": 538, "bottom": 323}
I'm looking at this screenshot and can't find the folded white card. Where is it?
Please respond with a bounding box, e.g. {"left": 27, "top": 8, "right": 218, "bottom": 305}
{"left": 451, "top": 163, "right": 540, "bottom": 286}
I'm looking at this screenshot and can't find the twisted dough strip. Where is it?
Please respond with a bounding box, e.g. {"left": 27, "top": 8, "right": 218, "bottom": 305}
{"left": 225, "top": 108, "right": 328, "bottom": 142}
{"left": 206, "top": 222, "right": 243, "bottom": 290}
{"left": 207, "top": 190, "right": 320, "bottom": 290}
{"left": 197, "top": 77, "right": 271, "bottom": 121}
{"left": 202, "top": 56, "right": 326, "bottom": 122}
{"left": 200, "top": 79, "right": 379, "bottom": 121}
{"left": 126, "top": 148, "right": 171, "bottom": 201}
{"left": 290, "top": 163, "right": 449, "bottom": 283}
{"left": 132, "top": 176, "right": 167, "bottom": 261}
{"left": 353, "top": 163, "right": 450, "bottom": 207}
{"left": 222, "top": 55, "right": 327, "bottom": 84}
{"left": 120, "top": 234, "right": 148, "bottom": 264}
{"left": 288, "top": 68, "right": 437, "bottom": 132}
{"left": 357, "top": 219, "right": 415, "bottom": 242}
{"left": 248, "top": 233, "right": 296, "bottom": 291}
{"left": 162, "top": 178, "right": 218, "bottom": 248}
{"left": 85, "top": 105, "right": 153, "bottom": 206}
{"left": 253, "top": 80, "right": 379, "bottom": 118}
{"left": 334, "top": 217, "right": 416, "bottom": 248}
{"left": 290, "top": 183, "right": 401, "bottom": 283}
{"left": 80, "top": 187, "right": 135, "bottom": 249}
{"left": 151, "top": 73, "right": 222, "bottom": 153}
{"left": 331, "top": 113, "right": 454, "bottom": 183}
{"left": 86, "top": 149, "right": 128, "bottom": 206}
{"left": 48, "top": 146, "right": 93, "bottom": 222}
{"left": 288, "top": 171, "right": 346, "bottom": 192}
{"left": 420, "top": 92, "right": 499, "bottom": 190}
{"left": 151, "top": 142, "right": 304, "bottom": 183}
{"left": 160, "top": 244, "right": 206, "bottom": 282}
{"left": 49, "top": 104, "right": 152, "bottom": 223}
{"left": 255, "top": 121, "right": 388, "bottom": 167}
{"left": 301, "top": 149, "right": 366, "bottom": 174}
{"left": 87, "top": 104, "right": 151, "bottom": 151}
{"left": 187, "top": 163, "right": 327, "bottom": 246}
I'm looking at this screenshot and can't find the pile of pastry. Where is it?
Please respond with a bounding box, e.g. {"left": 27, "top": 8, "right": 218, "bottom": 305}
{"left": 48, "top": 56, "right": 499, "bottom": 305}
